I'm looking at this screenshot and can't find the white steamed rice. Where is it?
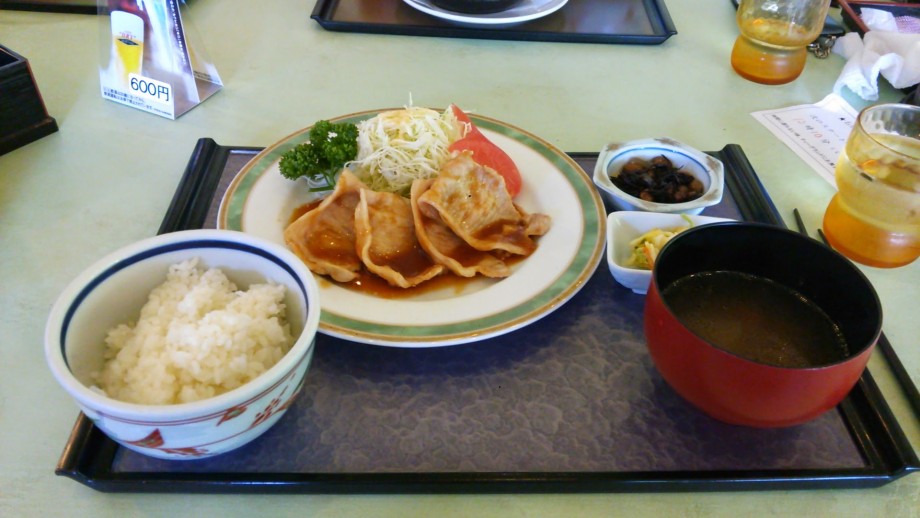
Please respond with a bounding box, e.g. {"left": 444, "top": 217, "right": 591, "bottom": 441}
{"left": 93, "top": 258, "right": 293, "bottom": 405}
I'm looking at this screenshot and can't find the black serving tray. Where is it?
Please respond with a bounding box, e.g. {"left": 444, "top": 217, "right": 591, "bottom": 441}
{"left": 55, "top": 140, "right": 919, "bottom": 493}
{"left": 310, "top": 0, "right": 677, "bottom": 45}
{"left": 0, "top": 0, "right": 96, "bottom": 14}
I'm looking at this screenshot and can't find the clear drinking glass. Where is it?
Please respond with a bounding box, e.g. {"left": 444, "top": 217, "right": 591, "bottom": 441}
{"left": 730, "top": 0, "right": 831, "bottom": 85}
{"left": 822, "top": 104, "right": 920, "bottom": 268}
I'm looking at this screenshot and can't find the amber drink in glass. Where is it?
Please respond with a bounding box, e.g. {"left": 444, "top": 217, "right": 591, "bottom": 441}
{"left": 822, "top": 104, "right": 920, "bottom": 268}
{"left": 731, "top": 0, "right": 831, "bottom": 85}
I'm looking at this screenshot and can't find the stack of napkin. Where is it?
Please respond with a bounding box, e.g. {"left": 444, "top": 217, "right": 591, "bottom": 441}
{"left": 832, "top": 8, "right": 920, "bottom": 100}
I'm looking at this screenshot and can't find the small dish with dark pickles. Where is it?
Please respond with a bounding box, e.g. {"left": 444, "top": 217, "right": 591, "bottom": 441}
{"left": 593, "top": 137, "right": 724, "bottom": 214}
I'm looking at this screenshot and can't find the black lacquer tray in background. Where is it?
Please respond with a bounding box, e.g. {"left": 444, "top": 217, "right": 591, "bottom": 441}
{"left": 0, "top": 0, "right": 96, "bottom": 14}
{"left": 311, "top": 0, "right": 677, "bottom": 45}
{"left": 55, "top": 140, "right": 919, "bottom": 493}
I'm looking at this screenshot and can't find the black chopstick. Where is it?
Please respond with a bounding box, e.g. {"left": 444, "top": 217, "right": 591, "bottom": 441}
{"left": 875, "top": 335, "right": 920, "bottom": 421}
{"left": 817, "top": 228, "right": 829, "bottom": 246}
{"left": 793, "top": 208, "right": 920, "bottom": 421}
{"left": 793, "top": 208, "right": 808, "bottom": 235}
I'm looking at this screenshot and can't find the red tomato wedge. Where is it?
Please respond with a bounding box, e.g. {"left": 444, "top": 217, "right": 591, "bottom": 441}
{"left": 448, "top": 105, "right": 523, "bottom": 198}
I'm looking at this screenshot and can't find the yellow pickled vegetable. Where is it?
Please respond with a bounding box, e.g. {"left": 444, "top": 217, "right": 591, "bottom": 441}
{"left": 625, "top": 215, "right": 694, "bottom": 270}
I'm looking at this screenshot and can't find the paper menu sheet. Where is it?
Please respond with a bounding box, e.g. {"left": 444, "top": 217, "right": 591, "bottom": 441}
{"left": 751, "top": 94, "right": 859, "bottom": 187}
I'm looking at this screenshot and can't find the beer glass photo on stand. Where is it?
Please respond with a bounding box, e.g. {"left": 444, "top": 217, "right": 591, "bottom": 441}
{"left": 731, "top": 0, "right": 831, "bottom": 85}
{"left": 822, "top": 104, "right": 920, "bottom": 268}
{"left": 110, "top": 10, "right": 144, "bottom": 88}
{"left": 98, "top": 0, "right": 222, "bottom": 120}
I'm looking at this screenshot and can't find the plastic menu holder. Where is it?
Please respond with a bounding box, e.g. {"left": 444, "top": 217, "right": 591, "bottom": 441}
{"left": 98, "top": 0, "right": 221, "bottom": 119}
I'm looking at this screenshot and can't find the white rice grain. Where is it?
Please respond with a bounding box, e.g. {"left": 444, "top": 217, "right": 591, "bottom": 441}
{"left": 93, "top": 258, "right": 293, "bottom": 405}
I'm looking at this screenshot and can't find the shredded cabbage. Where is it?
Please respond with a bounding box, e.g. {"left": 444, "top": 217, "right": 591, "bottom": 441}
{"left": 347, "top": 107, "right": 464, "bottom": 196}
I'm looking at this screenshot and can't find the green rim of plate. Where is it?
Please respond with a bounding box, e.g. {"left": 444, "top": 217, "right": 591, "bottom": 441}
{"left": 220, "top": 109, "right": 606, "bottom": 346}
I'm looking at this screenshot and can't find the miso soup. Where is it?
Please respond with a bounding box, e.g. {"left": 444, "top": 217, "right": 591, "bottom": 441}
{"left": 661, "top": 271, "right": 849, "bottom": 368}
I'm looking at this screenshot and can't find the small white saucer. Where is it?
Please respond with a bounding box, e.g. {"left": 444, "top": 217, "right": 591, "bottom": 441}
{"left": 607, "top": 212, "right": 733, "bottom": 295}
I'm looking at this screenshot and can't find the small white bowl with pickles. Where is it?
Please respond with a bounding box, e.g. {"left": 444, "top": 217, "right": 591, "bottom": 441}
{"left": 607, "top": 212, "right": 732, "bottom": 294}
{"left": 594, "top": 138, "right": 725, "bottom": 215}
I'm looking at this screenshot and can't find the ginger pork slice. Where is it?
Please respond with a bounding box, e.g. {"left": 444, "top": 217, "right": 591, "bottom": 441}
{"left": 410, "top": 178, "right": 511, "bottom": 278}
{"left": 283, "top": 170, "right": 367, "bottom": 283}
{"left": 354, "top": 188, "right": 444, "bottom": 288}
{"left": 418, "top": 151, "right": 551, "bottom": 256}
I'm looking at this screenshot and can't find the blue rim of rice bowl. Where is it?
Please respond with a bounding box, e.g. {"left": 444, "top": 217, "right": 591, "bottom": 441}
{"left": 59, "top": 239, "right": 310, "bottom": 367}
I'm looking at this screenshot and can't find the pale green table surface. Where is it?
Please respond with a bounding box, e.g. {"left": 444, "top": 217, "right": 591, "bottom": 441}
{"left": 2, "top": 1, "right": 918, "bottom": 516}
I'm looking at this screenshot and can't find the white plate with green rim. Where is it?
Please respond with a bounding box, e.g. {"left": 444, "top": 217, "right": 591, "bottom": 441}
{"left": 218, "top": 108, "right": 606, "bottom": 347}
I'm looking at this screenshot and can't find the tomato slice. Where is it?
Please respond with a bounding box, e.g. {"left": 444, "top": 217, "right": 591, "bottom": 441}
{"left": 448, "top": 104, "right": 522, "bottom": 198}
{"left": 451, "top": 104, "right": 483, "bottom": 138}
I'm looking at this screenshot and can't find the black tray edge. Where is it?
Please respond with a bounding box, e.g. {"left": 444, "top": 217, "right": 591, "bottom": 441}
{"left": 54, "top": 139, "right": 920, "bottom": 493}
{"left": 0, "top": 1, "right": 96, "bottom": 14}
{"left": 309, "top": 0, "right": 677, "bottom": 46}
{"left": 51, "top": 466, "right": 910, "bottom": 494}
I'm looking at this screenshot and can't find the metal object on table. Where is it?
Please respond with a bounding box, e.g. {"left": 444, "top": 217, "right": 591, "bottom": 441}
{"left": 808, "top": 34, "right": 838, "bottom": 58}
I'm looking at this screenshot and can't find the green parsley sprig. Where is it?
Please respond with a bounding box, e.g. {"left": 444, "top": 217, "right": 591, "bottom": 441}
{"left": 278, "top": 120, "right": 359, "bottom": 191}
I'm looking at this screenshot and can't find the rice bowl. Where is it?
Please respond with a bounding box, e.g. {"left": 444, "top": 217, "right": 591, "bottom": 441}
{"left": 45, "top": 229, "right": 321, "bottom": 460}
{"left": 94, "top": 258, "right": 295, "bottom": 406}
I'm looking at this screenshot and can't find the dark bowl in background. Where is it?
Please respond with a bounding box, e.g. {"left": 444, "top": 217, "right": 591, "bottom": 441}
{"left": 430, "top": 0, "right": 523, "bottom": 14}
{"left": 644, "top": 222, "right": 882, "bottom": 428}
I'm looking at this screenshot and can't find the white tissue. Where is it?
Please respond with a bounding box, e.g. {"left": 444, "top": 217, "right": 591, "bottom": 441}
{"left": 832, "top": 9, "right": 920, "bottom": 100}
{"left": 859, "top": 8, "right": 899, "bottom": 32}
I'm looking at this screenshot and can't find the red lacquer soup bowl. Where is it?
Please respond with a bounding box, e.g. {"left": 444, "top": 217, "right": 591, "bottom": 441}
{"left": 644, "top": 222, "right": 882, "bottom": 428}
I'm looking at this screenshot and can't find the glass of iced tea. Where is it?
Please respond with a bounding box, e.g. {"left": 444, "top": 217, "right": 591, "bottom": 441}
{"left": 730, "top": 0, "right": 831, "bottom": 85}
{"left": 822, "top": 104, "right": 920, "bottom": 268}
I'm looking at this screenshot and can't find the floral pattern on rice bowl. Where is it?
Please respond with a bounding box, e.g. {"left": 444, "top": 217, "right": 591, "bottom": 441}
{"left": 86, "top": 348, "right": 312, "bottom": 459}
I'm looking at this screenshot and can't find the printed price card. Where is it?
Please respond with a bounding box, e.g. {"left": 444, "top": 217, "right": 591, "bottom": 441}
{"left": 99, "top": 0, "right": 221, "bottom": 119}
{"left": 751, "top": 94, "right": 859, "bottom": 187}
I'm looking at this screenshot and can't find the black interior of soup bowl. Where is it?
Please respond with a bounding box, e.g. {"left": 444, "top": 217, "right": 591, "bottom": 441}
{"left": 430, "top": 0, "right": 523, "bottom": 14}
{"left": 652, "top": 222, "right": 883, "bottom": 357}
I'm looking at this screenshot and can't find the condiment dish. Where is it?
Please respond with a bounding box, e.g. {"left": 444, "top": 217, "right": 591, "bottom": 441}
{"left": 593, "top": 137, "right": 724, "bottom": 214}
{"left": 607, "top": 211, "right": 732, "bottom": 294}
{"left": 45, "top": 229, "right": 321, "bottom": 460}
